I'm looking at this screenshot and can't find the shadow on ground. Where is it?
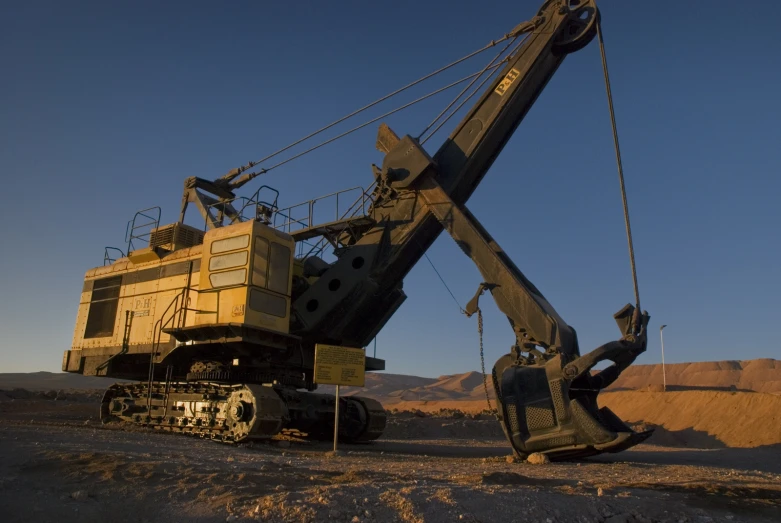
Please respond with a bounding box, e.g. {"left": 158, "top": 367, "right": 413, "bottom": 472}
{"left": 588, "top": 444, "right": 781, "bottom": 474}
{"left": 317, "top": 439, "right": 511, "bottom": 458}
{"left": 639, "top": 424, "right": 727, "bottom": 449}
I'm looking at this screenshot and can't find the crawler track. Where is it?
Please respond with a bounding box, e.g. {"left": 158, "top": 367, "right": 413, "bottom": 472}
{"left": 100, "top": 381, "right": 386, "bottom": 443}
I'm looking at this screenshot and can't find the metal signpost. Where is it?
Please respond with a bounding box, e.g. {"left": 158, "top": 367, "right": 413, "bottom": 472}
{"left": 313, "top": 344, "right": 366, "bottom": 452}
{"left": 660, "top": 325, "right": 667, "bottom": 391}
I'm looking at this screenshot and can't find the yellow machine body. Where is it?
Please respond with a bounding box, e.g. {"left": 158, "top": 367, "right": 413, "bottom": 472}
{"left": 62, "top": 220, "right": 295, "bottom": 376}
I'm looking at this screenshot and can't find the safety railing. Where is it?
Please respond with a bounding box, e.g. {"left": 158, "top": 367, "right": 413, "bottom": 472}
{"left": 126, "top": 206, "right": 161, "bottom": 254}
{"left": 203, "top": 185, "right": 280, "bottom": 230}
{"left": 271, "top": 186, "right": 371, "bottom": 236}
{"left": 146, "top": 284, "right": 218, "bottom": 411}
{"left": 300, "top": 181, "right": 378, "bottom": 260}
{"left": 103, "top": 247, "right": 125, "bottom": 266}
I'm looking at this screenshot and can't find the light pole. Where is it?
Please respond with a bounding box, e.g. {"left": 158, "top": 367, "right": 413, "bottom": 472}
{"left": 659, "top": 325, "right": 667, "bottom": 392}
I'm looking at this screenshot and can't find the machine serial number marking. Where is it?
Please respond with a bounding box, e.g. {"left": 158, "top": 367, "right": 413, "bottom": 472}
{"left": 134, "top": 298, "right": 152, "bottom": 310}
{"left": 494, "top": 68, "right": 521, "bottom": 96}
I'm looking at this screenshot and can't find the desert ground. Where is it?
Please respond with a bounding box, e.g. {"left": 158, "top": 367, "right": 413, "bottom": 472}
{"left": 1, "top": 359, "right": 780, "bottom": 523}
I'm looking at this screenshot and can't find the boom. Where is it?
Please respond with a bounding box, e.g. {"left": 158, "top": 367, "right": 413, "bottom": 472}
{"left": 291, "top": 0, "right": 599, "bottom": 347}
{"left": 289, "top": 0, "right": 652, "bottom": 459}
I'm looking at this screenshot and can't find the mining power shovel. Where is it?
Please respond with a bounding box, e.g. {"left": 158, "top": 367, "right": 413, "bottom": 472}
{"left": 62, "top": 0, "right": 651, "bottom": 460}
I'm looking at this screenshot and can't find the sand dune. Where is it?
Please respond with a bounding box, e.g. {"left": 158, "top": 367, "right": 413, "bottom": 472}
{"left": 601, "top": 390, "right": 781, "bottom": 448}
{"left": 606, "top": 358, "right": 781, "bottom": 393}
{"left": 427, "top": 371, "right": 487, "bottom": 393}
{"left": 383, "top": 390, "right": 781, "bottom": 449}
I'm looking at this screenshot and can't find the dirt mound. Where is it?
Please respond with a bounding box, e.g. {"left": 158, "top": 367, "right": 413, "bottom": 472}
{"left": 383, "top": 390, "right": 781, "bottom": 449}
{"left": 601, "top": 390, "right": 781, "bottom": 448}
{"left": 607, "top": 358, "right": 781, "bottom": 393}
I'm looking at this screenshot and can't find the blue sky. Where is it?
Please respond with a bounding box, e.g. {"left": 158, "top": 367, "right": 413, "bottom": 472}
{"left": 1, "top": 1, "right": 779, "bottom": 377}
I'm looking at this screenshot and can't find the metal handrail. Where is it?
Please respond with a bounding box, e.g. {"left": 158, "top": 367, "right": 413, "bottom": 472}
{"left": 239, "top": 184, "right": 279, "bottom": 217}
{"left": 304, "top": 181, "right": 378, "bottom": 259}
{"left": 203, "top": 196, "right": 252, "bottom": 230}
{"left": 104, "top": 247, "right": 125, "bottom": 266}
{"left": 203, "top": 184, "right": 280, "bottom": 230}
{"left": 147, "top": 289, "right": 185, "bottom": 411}
{"left": 146, "top": 285, "right": 220, "bottom": 412}
{"left": 126, "top": 206, "right": 161, "bottom": 254}
{"left": 271, "top": 186, "right": 372, "bottom": 235}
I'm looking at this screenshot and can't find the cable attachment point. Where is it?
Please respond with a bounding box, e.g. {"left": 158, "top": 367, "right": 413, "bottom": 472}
{"left": 464, "top": 282, "right": 497, "bottom": 318}
{"left": 507, "top": 16, "right": 542, "bottom": 38}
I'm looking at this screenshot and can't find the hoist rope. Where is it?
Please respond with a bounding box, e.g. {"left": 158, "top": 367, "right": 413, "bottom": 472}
{"left": 597, "top": 21, "right": 641, "bottom": 313}
{"left": 418, "top": 34, "right": 525, "bottom": 142}
{"left": 421, "top": 62, "right": 504, "bottom": 146}
{"left": 241, "top": 64, "right": 505, "bottom": 178}
{"left": 420, "top": 50, "right": 512, "bottom": 146}
{"left": 233, "top": 31, "right": 523, "bottom": 177}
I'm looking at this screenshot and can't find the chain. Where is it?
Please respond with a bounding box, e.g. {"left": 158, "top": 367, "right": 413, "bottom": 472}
{"left": 476, "top": 308, "right": 497, "bottom": 416}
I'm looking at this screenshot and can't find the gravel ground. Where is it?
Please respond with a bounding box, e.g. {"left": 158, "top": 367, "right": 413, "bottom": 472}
{"left": 1, "top": 391, "right": 779, "bottom": 523}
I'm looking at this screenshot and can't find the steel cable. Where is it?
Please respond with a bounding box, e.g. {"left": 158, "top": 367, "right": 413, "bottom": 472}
{"left": 419, "top": 52, "right": 511, "bottom": 145}
{"left": 241, "top": 64, "right": 505, "bottom": 178}
{"left": 418, "top": 34, "right": 524, "bottom": 142}
{"left": 597, "top": 21, "right": 641, "bottom": 314}
{"left": 232, "top": 32, "right": 522, "bottom": 176}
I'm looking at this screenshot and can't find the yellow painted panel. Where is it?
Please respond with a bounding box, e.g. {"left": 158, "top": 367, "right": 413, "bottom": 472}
{"left": 194, "top": 291, "right": 219, "bottom": 326}
{"left": 157, "top": 273, "right": 190, "bottom": 292}
{"left": 133, "top": 278, "right": 160, "bottom": 297}
{"left": 127, "top": 247, "right": 161, "bottom": 264}
{"left": 217, "top": 286, "right": 248, "bottom": 324}
{"left": 71, "top": 303, "right": 90, "bottom": 348}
